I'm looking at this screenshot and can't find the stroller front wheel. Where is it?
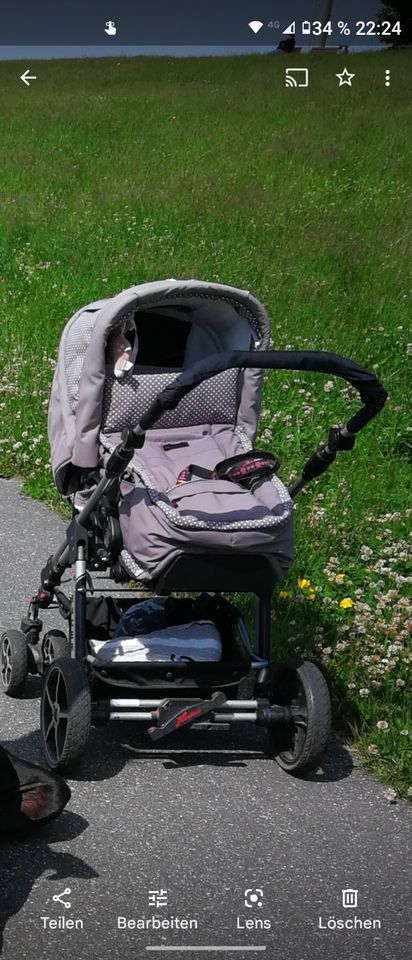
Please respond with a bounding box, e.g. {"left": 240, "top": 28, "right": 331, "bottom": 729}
{"left": 268, "top": 660, "right": 331, "bottom": 775}
{"left": 0, "top": 630, "right": 29, "bottom": 697}
{"left": 42, "top": 629, "right": 71, "bottom": 667}
{"left": 41, "top": 658, "right": 91, "bottom": 772}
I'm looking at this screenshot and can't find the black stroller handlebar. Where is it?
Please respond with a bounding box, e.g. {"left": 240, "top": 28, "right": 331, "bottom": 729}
{"left": 105, "top": 349, "right": 387, "bottom": 497}
{"left": 137, "top": 349, "right": 387, "bottom": 433}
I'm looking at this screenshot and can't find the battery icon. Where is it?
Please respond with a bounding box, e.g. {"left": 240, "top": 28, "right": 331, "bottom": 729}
{"left": 302, "top": 20, "right": 311, "bottom": 35}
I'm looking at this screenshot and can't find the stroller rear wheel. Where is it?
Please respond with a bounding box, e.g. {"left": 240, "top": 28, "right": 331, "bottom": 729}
{"left": 268, "top": 660, "right": 331, "bottom": 775}
{"left": 0, "top": 630, "right": 28, "bottom": 697}
{"left": 42, "top": 630, "right": 71, "bottom": 667}
{"left": 41, "top": 658, "right": 91, "bottom": 771}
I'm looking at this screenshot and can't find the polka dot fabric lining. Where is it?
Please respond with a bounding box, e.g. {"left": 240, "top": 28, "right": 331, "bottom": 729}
{"left": 102, "top": 368, "right": 240, "bottom": 433}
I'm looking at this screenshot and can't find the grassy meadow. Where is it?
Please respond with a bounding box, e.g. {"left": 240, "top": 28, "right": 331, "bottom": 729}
{"left": 0, "top": 52, "right": 411, "bottom": 796}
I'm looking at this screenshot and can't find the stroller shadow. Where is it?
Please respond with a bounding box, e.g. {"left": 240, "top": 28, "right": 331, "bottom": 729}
{"left": 0, "top": 811, "right": 98, "bottom": 955}
{"left": 3, "top": 693, "right": 354, "bottom": 787}
{"left": 121, "top": 725, "right": 354, "bottom": 781}
{"left": 2, "top": 726, "right": 128, "bottom": 784}
{"left": 303, "top": 735, "right": 353, "bottom": 782}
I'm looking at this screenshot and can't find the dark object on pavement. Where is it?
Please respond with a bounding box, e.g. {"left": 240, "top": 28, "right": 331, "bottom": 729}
{"left": 0, "top": 744, "right": 71, "bottom": 833}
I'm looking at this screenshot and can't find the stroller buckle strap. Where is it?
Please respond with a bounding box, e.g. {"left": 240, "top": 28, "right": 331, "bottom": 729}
{"left": 176, "top": 450, "right": 280, "bottom": 489}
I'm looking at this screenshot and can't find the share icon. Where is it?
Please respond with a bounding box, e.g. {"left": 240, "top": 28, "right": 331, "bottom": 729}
{"left": 52, "top": 887, "right": 71, "bottom": 909}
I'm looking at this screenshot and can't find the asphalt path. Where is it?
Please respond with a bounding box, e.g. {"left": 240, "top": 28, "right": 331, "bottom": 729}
{"left": 0, "top": 479, "right": 410, "bottom": 960}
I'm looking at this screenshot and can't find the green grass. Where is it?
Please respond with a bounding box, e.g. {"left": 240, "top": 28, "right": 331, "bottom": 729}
{"left": 0, "top": 53, "right": 411, "bottom": 797}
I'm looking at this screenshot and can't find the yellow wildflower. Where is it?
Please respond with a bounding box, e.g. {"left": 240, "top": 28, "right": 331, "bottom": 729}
{"left": 279, "top": 590, "right": 292, "bottom": 599}
{"left": 339, "top": 598, "right": 353, "bottom": 609}
{"left": 335, "top": 573, "right": 345, "bottom": 583}
{"left": 298, "top": 578, "right": 311, "bottom": 589}
{"left": 306, "top": 589, "right": 316, "bottom": 602}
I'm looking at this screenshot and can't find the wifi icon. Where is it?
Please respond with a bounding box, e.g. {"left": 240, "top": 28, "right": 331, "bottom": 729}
{"left": 248, "top": 20, "right": 264, "bottom": 34}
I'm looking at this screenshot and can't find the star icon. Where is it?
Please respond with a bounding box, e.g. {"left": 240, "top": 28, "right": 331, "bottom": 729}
{"left": 336, "top": 67, "right": 355, "bottom": 86}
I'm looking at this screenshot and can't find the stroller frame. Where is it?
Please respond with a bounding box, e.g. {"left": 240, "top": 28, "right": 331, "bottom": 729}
{"left": 1, "top": 346, "right": 387, "bottom": 773}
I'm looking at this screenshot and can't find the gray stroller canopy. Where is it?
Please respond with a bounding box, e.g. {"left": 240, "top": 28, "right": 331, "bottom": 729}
{"left": 48, "top": 280, "right": 271, "bottom": 494}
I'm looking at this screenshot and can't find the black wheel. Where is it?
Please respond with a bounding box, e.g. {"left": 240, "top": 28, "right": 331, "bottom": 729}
{"left": 41, "top": 658, "right": 91, "bottom": 772}
{"left": 268, "top": 660, "right": 331, "bottom": 775}
{"left": 0, "top": 630, "right": 28, "bottom": 697}
{"left": 42, "top": 630, "right": 71, "bottom": 667}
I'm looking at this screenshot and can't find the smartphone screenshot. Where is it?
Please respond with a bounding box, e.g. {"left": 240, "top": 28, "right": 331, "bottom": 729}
{"left": 0, "top": 2, "right": 410, "bottom": 959}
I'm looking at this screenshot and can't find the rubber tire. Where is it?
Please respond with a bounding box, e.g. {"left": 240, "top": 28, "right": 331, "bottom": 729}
{"left": 268, "top": 660, "right": 331, "bottom": 776}
{"left": 41, "top": 658, "right": 91, "bottom": 772}
{"left": 42, "top": 630, "right": 71, "bottom": 667}
{"left": 0, "top": 630, "right": 29, "bottom": 697}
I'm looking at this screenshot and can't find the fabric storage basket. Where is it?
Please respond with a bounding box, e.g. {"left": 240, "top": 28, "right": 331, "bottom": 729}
{"left": 89, "top": 620, "right": 223, "bottom": 663}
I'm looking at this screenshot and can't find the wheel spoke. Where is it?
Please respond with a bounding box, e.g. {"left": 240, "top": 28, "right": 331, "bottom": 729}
{"left": 54, "top": 725, "right": 60, "bottom": 757}
{"left": 2, "top": 643, "right": 11, "bottom": 674}
{"left": 291, "top": 708, "right": 307, "bottom": 728}
{"left": 45, "top": 684, "right": 54, "bottom": 709}
{"left": 45, "top": 719, "right": 55, "bottom": 741}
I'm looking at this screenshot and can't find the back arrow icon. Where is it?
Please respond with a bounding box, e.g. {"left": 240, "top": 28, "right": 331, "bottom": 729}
{"left": 21, "top": 69, "right": 37, "bottom": 86}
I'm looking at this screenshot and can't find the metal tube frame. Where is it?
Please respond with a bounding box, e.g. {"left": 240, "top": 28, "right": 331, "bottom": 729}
{"left": 73, "top": 542, "right": 88, "bottom": 660}
{"left": 108, "top": 699, "right": 260, "bottom": 724}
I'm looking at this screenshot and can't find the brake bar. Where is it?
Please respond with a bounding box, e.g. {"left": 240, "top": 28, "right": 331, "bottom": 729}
{"left": 148, "top": 692, "right": 227, "bottom": 741}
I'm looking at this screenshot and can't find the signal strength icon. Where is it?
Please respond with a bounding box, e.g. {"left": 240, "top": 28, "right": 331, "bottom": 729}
{"left": 248, "top": 20, "right": 264, "bottom": 34}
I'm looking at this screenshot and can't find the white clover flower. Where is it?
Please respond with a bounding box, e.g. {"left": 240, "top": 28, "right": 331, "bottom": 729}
{"left": 376, "top": 720, "right": 389, "bottom": 731}
{"left": 359, "top": 688, "right": 370, "bottom": 698}
{"left": 367, "top": 744, "right": 379, "bottom": 755}
{"left": 396, "top": 678, "right": 406, "bottom": 688}
{"left": 400, "top": 729, "right": 409, "bottom": 736}
{"left": 323, "top": 380, "right": 334, "bottom": 393}
{"left": 387, "top": 643, "right": 403, "bottom": 656}
{"left": 360, "top": 545, "right": 373, "bottom": 560}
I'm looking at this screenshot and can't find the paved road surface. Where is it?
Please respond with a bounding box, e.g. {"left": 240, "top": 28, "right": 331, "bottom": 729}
{"left": 0, "top": 479, "right": 410, "bottom": 960}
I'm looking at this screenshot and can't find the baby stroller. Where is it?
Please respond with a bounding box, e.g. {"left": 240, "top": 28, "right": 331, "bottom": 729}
{"left": 0, "top": 281, "right": 387, "bottom": 774}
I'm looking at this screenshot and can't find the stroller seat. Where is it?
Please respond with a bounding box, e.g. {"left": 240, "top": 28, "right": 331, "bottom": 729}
{"left": 101, "top": 423, "right": 293, "bottom": 583}
{"left": 49, "top": 281, "right": 294, "bottom": 585}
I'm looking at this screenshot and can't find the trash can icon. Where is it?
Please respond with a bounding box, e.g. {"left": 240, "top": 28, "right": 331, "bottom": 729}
{"left": 342, "top": 889, "right": 358, "bottom": 908}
